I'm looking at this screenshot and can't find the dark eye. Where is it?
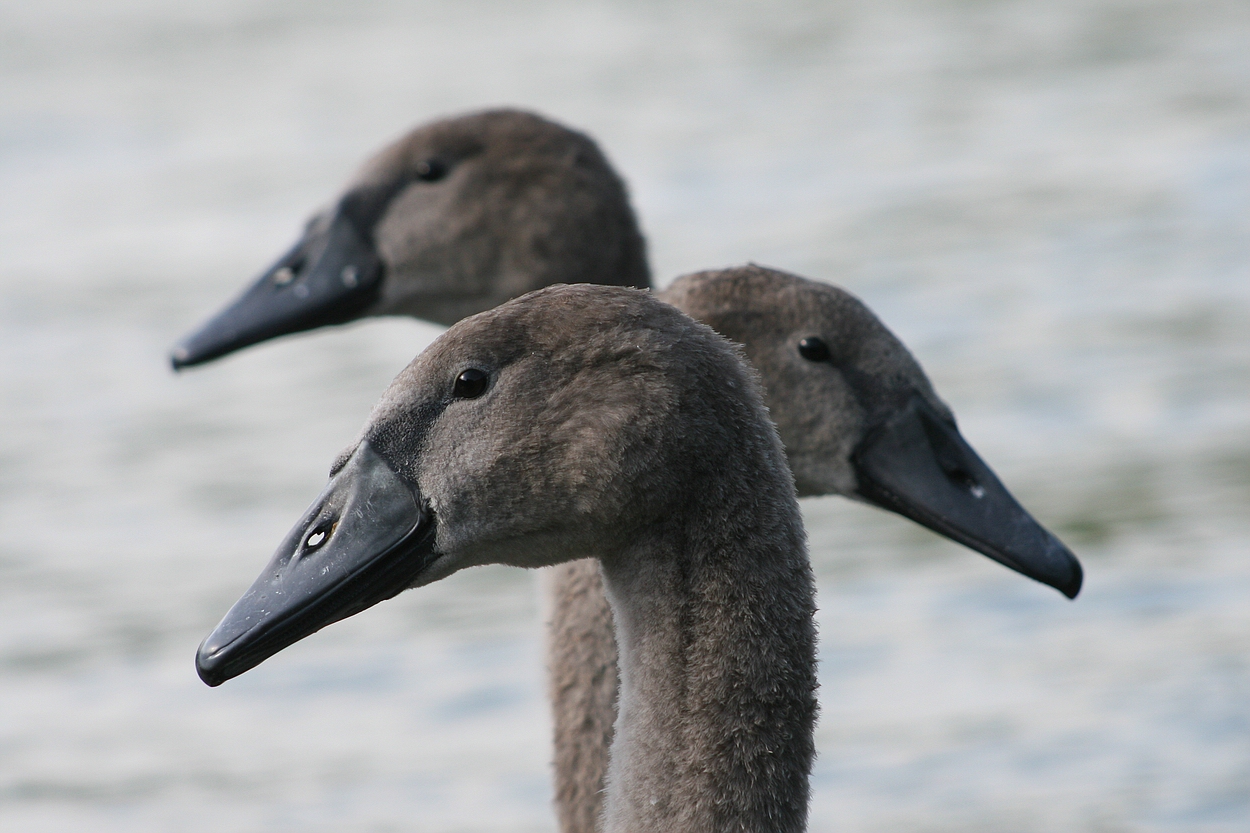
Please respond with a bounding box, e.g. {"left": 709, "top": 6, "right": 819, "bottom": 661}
{"left": 415, "top": 158, "right": 448, "bottom": 182}
{"left": 453, "top": 368, "right": 489, "bottom": 399}
{"left": 797, "top": 337, "right": 832, "bottom": 363}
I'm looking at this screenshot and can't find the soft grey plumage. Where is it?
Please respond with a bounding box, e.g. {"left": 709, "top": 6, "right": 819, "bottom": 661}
{"left": 547, "top": 263, "right": 1072, "bottom": 833}
{"left": 171, "top": 109, "right": 648, "bottom": 367}
{"left": 197, "top": 285, "right": 819, "bottom": 833}
{"left": 178, "top": 110, "right": 1080, "bottom": 833}
{"left": 361, "top": 111, "right": 649, "bottom": 322}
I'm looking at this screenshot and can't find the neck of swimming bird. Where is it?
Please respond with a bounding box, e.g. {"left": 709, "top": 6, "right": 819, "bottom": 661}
{"left": 598, "top": 512, "right": 817, "bottom": 833}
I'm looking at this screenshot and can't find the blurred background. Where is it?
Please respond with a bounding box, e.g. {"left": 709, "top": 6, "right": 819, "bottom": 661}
{"left": 1, "top": 0, "right": 1248, "bottom": 830}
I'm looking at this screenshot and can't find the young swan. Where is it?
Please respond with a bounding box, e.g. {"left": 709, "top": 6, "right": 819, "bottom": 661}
{"left": 549, "top": 264, "right": 1084, "bottom": 833}
{"left": 171, "top": 109, "right": 649, "bottom": 368}
{"left": 170, "top": 112, "right": 1081, "bottom": 831}
{"left": 196, "top": 285, "right": 819, "bottom": 833}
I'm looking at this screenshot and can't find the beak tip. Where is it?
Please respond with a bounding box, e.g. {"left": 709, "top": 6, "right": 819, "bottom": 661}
{"left": 1060, "top": 557, "right": 1083, "bottom": 600}
{"left": 170, "top": 340, "right": 217, "bottom": 371}
{"left": 196, "top": 664, "right": 227, "bottom": 687}
{"left": 195, "top": 640, "right": 230, "bottom": 687}
{"left": 195, "top": 664, "right": 221, "bottom": 687}
{"left": 1041, "top": 533, "right": 1083, "bottom": 600}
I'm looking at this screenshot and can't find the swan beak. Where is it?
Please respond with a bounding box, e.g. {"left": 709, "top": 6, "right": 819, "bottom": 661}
{"left": 852, "top": 397, "right": 1083, "bottom": 599}
{"left": 170, "top": 212, "right": 384, "bottom": 369}
{"left": 196, "top": 442, "right": 435, "bottom": 686}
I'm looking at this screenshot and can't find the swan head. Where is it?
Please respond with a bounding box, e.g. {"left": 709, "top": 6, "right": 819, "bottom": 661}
{"left": 196, "top": 284, "right": 792, "bottom": 686}
{"left": 664, "top": 265, "right": 1083, "bottom": 599}
{"left": 171, "top": 109, "right": 649, "bottom": 369}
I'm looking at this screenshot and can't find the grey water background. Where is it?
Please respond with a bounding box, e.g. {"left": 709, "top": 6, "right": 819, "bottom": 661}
{"left": 1, "top": 0, "right": 1248, "bottom": 830}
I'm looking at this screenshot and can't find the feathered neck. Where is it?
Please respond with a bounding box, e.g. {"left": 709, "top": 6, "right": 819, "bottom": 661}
{"left": 599, "top": 490, "right": 817, "bottom": 833}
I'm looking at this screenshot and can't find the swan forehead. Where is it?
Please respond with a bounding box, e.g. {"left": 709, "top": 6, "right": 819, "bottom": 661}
{"left": 667, "top": 267, "right": 886, "bottom": 356}
{"left": 359, "top": 285, "right": 708, "bottom": 462}
{"left": 368, "top": 284, "right": 757, "bottom": 446}
{"left": 667, "top": 265, "right": 949, "bottom": 412}
{"left": 354, "top": 109, "right": 593, "bottom": 186}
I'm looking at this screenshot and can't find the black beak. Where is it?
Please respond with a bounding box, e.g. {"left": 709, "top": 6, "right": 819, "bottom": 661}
{"left": 170, "top": 209, "right": 385, "bottom": 369}
{"left": 196, "top": 442, "right": 437, "bottom": 686}
{"left": 853, "top": 397, "right": 1082, "bottom": 599}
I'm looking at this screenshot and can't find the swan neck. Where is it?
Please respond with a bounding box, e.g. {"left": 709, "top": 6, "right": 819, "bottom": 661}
{"left": 599, "top": 513, "right": 817, "bottom": 833}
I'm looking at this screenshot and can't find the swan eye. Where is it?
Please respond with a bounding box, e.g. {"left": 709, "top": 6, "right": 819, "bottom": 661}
{"left": 453, "top": 368, "right": 489, "bottom": 399}
{"left": 415, "top": 158, "right": 448, "bottom": 182}
{"left": 797, "top": 337, "right": 832, "bottom": 363}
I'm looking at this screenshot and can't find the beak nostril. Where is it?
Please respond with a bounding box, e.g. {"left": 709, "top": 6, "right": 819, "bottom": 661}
{"left": 946, "top": 468, "right": 984, "bottom": 498}
{"left": 917, "top": 406, "right": 986, "bottom": 500}
{"left": 272, "top": 267, "right": 295, "bottom": 286}
{"left": 303, "top": 522, "right": 335, "bottom": 552}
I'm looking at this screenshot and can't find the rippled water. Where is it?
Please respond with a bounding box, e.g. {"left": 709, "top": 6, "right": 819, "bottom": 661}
{"left": 1, "top": 1, "right": 1248, "bottom": 830}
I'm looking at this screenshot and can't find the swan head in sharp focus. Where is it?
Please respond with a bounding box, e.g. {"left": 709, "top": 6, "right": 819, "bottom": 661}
{"left": 170, "top": 109, "right": 649, "bottom": 369}
{"left": 663, "top": 264, "right": 1083, "bottom": 599}
{"left": 196, "top": 283, "right": 790, "bottom": 686}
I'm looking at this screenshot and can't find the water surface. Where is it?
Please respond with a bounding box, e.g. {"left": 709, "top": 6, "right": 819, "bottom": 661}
{"left": 1, "top": 1, "right": 1248, "bottom": 830}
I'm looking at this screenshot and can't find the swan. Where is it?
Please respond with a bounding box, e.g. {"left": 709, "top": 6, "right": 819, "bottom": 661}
{"left": 547, "top": 263, "right": 1081, "bottom": 833}
{"left": 197, "top": 285, "right": 819, "bottom": 832}
{"left": 170, "top": 109, "right": 648, "bottom": 368}
{"left": 173, "top": 110, "right": 1082, "bottom": 831}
